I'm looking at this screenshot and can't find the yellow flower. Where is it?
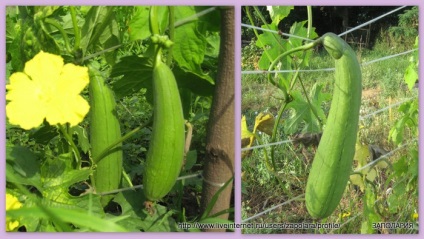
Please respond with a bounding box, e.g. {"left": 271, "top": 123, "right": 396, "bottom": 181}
{"left": 6, "top": 193, "right": 23, "bottom": 231}
{"left": 412, "top": 212, "right": 418, "bottom": 220}
{"left": 6, "top": 51, "right": 90, "bottom": 130}
{"left": 241, "top": 115, "right": 255, "bottom": 148}
{"left": 253, "top": 112, "right": 275, "bottom": 136}
{"left": 338, "top": 212, "right": 351, "bottom": 219}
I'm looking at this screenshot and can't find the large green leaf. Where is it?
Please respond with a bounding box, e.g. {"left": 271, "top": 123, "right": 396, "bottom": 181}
{"left": 127, "top": 6, "right": 151, "bottom": 41}
{"left": 267, "top": 6, "right": 294, "bottom": 26}
{"left": 284, "top": 83, "right": 331, "bottom": 134}
{"left": 40, "top": 154, "right": 92, "bottom": 198}
{"left": 6, "top": 145, "right": 42, "bottom": 190}
{"left": 173, "top": 65, "right": 214, "bottom": 96}
{"left": 256, "top": 22, "right": 287, "bottom": 70}
{"left": 7, "top": 206, "right": 128, "bottom": 232}
{"left": 173, "top": 7, "right": 211, "bottom": 72}
{"left": 128, "top": 6, "right": 168, "bottom": 41}
{"left": 110, "top": 55, "right": 154, "bottom": 99}
{"left": 80, "top": 6, "right": 121, "bottom": 64}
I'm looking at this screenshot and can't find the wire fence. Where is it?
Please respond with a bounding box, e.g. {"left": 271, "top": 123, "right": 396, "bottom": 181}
{"left": 241, "top": 6, "right": 408, "bottom": 43}
{"left": 241, "top": 48, "right": 417, "bottom": 75}
{"left": 241, "top": 5, "right": 418, "bottom": 153}
{"left": 241, "top": 95, "right": 417, "bottom": 152}
{"left": 241, "top": 6, "right": 418, "bottom": 225}
{"left": 242, "top": 139, "right": 417, "bottom": 223}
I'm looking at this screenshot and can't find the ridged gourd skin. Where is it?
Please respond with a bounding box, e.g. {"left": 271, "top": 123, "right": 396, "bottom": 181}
{"left": 305, "top": 33, "right": 362, "bottom": 219}
{"left": 143, "top": 55, "right": 185, "bottom": 201}
{"left": 89, "top": 67, "right": 123, "bottom": 207}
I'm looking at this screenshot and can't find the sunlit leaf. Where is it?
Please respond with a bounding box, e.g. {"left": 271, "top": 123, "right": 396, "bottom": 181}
{"left": 241, "top": 115, "right": 254, "bottom": 148}
{"left": 253, "top": 112, "right": 275, "bottom": 135}
{"left": 266, "top": 6, "right": 293, "bottom": 26}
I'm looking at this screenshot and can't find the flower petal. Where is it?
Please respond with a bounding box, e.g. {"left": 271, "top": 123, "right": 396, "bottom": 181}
{"left": 6, "top": 72, "right": 47, "bottom": 130}
{"left": 46, "top": 94, "right": 90, "bottom": 126}
{"left": 24, "top": 51, "right": 63, "bottom": 87}
{"left": 6, "top": 51, "right": 90, "bottom": 129}
{"left": 60, "top": 63, "right": 89, "bottom": 94}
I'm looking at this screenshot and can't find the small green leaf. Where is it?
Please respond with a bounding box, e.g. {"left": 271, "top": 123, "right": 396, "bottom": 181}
{"left": 284, "top": 83, "right": 330, "bottom": 134}
{"left": 404, "top": 64, "right": 418, "bottom": 90}
{"left": 173, "top": 22, "right": 207, "bottom": 72}
{"left": 184, "top": 150, "right": 197, "bottom": 171}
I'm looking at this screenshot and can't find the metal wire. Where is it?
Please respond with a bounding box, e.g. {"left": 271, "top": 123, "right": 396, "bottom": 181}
{"left": 241, "top": 97, "right": 416, "bottom": 151}
{"left": 241, "top": 48, "right": 417, "bottom": 75}
{"left": 242, "top": 140, "right": 416, "bottom": 223}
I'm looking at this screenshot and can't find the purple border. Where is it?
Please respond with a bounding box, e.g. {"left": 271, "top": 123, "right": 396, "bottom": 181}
{"left": 1, "top": 0, "right": 423, "bottom": 238}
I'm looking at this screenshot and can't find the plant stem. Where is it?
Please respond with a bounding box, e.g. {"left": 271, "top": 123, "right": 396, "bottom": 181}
{"left": 58, "top": 124, "right": 82, "bottom": 168}
{"left": 252, "top": 6, "right": 284, "bottom": 49}
{"left": 270, "top": 100, "right": 289, "bottom": 169}
{"left": 44, "top": 18, "right": 72, "bottom": 53}
{"left": 69, "top": 6, "right": 80, "bottom": 52}
{"left": 93, "top": 119, "right": 152, "bottom": 164}
{"left": 307, "top": 6, "right": 312, "bottom": 39}
{"left": 167, "top": 6, "right": 175, "bottom": 66}
{"left": 245, "top": 7, "right": 277, "bottom": 87}
{"left": 297, "top": 73, "right": 324, "bottom": 129}
{"left": 149, "top": 6, "right": 160, "bottom": 35}
{"left": 88, "top": 6, "right": 114, "bottom": 47}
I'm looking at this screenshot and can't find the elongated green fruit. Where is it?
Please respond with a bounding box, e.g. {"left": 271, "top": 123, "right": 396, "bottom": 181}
{"left": 89, "top": 66, "right": 123, "bottom": 206}
{"left": 305, "top": 33, "right": 362, "bottom": 219}
{"left": 143, "top": 51, "right": 185, "bottom": 201}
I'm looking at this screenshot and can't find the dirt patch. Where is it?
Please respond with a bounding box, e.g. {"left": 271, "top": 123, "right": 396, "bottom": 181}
{"left": 362, "top": 87, "right": 381, "bottom": 100}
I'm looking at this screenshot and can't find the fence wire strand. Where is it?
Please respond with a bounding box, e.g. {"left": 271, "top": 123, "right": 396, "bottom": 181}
{"left": 241, "top": 6, "right": 414, "bottom": 75}
{"left": 338, "top": 6, "right": 408, "bottom": 37}
{"left": 242, "top": 194, "right": 305, "bottom": 223}
{"left": 241, "top": 23, "right": 314, "bottom": 42}
{"left": 241, "top": 96, "right": 416, "bottom": 152}
{"left": 241, "top": 5, "right": 417, "bottom": 228}
{"left": 241, "top": 6, "right": 408, "bottom": 41}
{"left": 354, "top": 140, "right": 416, "bottom": 173}
{"left": 241, "top": 48, "right": 417, "bottom": 75}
